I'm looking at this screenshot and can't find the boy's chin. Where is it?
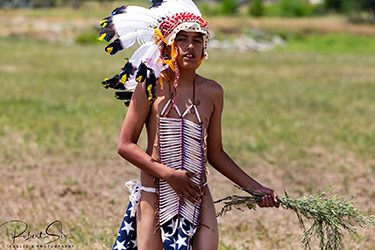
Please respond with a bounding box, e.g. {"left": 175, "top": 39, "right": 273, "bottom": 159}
{"left": 178, "top": 61, "right": 199, "bottom": 70}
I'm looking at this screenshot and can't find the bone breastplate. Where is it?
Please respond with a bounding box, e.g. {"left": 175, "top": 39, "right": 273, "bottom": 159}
{"left": 157, "top": 95, "right": 207, "bottom": 236}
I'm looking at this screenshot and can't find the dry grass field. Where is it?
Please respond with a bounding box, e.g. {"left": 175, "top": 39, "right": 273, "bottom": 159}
{"left": 1, "top": 2, "right": 375, "bottom": 250}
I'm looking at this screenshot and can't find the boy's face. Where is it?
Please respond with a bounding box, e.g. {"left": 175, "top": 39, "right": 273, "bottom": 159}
{"left": 174, "top": 31, "right": 204, "bottom": 70}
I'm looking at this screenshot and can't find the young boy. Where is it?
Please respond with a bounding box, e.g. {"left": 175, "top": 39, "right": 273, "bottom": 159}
{"left": 100, "top": 1, "right": 278, "bottom": 249}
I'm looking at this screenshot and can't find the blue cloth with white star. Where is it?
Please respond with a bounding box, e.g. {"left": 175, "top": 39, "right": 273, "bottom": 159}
{"left": 112, "top": 202, "right": 138, "bottom": 250}
{"left": 112, "top": 203, "right": 195, "bottom": 250}
{"left": 161, "top": 216, "right": 194, "bottom": 250}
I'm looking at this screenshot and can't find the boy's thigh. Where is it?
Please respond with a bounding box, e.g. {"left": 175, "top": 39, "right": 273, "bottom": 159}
{"left": 136, "top": 192, "right": 163, "bottom": 250}
{"left": 193, "top": 187, "right": 219, "bottom": 250}
{"left": 136, "top": 187, "right": 218, "bottom": 250}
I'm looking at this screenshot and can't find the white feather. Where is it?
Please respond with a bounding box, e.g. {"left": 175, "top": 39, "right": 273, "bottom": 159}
{"left": 142, "top": 42, "right": 163, "bottom": 74}
{"left": 112, "top": 0, "right": 204, "bottom": 48}
{"left": 125, "top": 79, "right": 137, "bottom": 91}
{"left": 129, "top": 41, "right": 159, "bottom": 66}
{"left": 125, "top": 41, "right": 164, "bottom": 86}
{"left": 175, "top": 0, "right": 201, "bottom": 15}
{"left": 119, "top": 30, "right": 155, "bottom": 48}
{"left": 115, "top": 26, "right": 154, "bottom": 36}
{"left": 150, "top": 0, "right": 201, "bottom": 18}
{"left": 113, "top": 12, "right": 158, "bottom": 23}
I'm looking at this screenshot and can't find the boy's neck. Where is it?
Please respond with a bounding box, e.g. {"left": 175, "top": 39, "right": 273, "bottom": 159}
{"left": 175, "top": 68, "right": 196, "bottom": 86}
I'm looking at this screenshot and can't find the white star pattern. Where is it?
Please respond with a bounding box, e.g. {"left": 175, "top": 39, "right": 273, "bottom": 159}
{"left": 176, "top": 233, "right": 187, "bottom": 249}
{"left": 112, "top": 203, "right": 196, "bottom": 250}
{"left": 163, "top": 237, "right": 176, "bottom": 250}
{"left": 184, "top": 223, "right": 194, "bottom": 234}
{"left": 113, "top": 240, "right": 126, "bottom": 250}
{"left": 131, "top": 239, "right": 138, "bottom": 247}
{"left": 169, "top": 238, "right": 176, "bottom": 249}
{"left": 121, "top": 220, "right": 134, "bottom": 235}
{"left": 128, "top": 205, "right": 134, "bottom": 216}
{"left": 167, "top": 219, "right": 177, "bottom": 232}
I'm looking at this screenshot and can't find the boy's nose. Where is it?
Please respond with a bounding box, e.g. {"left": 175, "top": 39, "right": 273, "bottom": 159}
{"left": 187, "top": 42, "right": 194, "bottom": 50}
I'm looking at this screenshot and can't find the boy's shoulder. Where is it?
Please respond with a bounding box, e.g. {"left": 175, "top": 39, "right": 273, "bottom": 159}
{"left": 197, "top": 75, "right": 223, "bottom": 96}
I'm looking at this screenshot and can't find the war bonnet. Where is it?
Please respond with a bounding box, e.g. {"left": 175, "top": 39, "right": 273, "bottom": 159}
{"left": 100, "top": 0, "right": 210, "bottom": 106}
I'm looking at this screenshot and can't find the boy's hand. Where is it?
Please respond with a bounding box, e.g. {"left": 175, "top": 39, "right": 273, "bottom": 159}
{"left": 254, "top": 186, "right": 279, "bottom": 208}
{"left": 165, "top": 169, "right": 201, "bottom": 206}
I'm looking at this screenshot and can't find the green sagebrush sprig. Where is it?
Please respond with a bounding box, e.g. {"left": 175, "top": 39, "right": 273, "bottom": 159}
{"left": 214, "top": 186, "right": 375, "bottom": 250}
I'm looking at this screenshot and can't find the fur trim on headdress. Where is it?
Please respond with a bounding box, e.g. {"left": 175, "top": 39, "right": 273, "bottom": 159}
{"left": 100, "top": 0, "right": 210, "bottom": 106}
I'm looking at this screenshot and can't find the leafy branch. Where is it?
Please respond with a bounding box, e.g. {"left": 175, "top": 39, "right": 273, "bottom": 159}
{"left": 214, "top": 186, "right": 375, "bottom": 250}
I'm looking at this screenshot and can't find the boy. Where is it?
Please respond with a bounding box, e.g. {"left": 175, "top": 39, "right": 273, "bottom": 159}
{"left": 100, "top": 1, "right": 278, "bottom": 249}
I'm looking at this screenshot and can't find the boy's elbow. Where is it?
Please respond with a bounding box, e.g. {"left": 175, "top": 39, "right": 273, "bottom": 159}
{"left": 117, "top": 142, "right": 129, "bottom": 159}
{"left": 207, "top": 149, "right": 222, "bottom": 164}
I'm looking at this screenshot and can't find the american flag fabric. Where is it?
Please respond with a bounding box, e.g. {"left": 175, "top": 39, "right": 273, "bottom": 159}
{"left": 112, "top": 183, "right": 195, "bottom": 250}
{"left": 112, "top": 202, "right": 138, "bottom": 250}
{"left": 112, "top": 202, "right": 195, "bottom": 250}
{"left": 161, "top": 216, "right": 194, "bottom": 250}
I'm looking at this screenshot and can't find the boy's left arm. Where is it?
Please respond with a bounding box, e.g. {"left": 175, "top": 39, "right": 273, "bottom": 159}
{"left": 206, "top": 85, "right": 278, "bottom": 208}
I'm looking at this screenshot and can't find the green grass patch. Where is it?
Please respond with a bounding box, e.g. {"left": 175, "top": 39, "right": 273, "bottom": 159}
{"left": 199, "top": 48, "right": 375, "bottom": 162}
{"left": 1, "top": 35, "right": 375, "bottom": 164}
{"left": 0, "top": 35, "right": 126, "bottom": 160}
{"left": 276, "top": 33, "right": 375, "bottom": 53}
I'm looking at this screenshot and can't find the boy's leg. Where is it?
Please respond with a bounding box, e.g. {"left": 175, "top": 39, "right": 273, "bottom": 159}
{"left": 136, "top": 191, "right": 163, "bottom": 250}
{"left": 193, "top": 186, "right": 219, "bottom": 250}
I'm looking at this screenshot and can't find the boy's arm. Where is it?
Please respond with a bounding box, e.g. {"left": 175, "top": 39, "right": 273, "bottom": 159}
{"left": 206, "top": 85, "right": 278, "bottom": 207}
{"left": 117, "top": 81, "right": 200, "bottom": 205}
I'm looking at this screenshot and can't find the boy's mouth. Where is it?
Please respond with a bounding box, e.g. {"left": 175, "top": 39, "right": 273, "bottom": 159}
{"left": 183, "top": 53, "right": 195, "bottom": 59}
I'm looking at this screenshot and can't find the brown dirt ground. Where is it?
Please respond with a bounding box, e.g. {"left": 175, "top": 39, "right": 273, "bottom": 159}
{"left": 1, "top": 145, "right": 374, "bottom": 249}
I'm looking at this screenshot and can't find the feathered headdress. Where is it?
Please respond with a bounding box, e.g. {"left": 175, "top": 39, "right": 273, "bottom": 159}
{"left": 100, "top": 0, "right": 210, "bottom": 106}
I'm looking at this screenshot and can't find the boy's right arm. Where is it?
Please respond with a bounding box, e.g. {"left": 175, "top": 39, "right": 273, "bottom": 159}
{"left": 206, "top": 82, "right": 278, "bottom": 207}
{"left": 117, "top": 81, "right": 200, "bottom": 205}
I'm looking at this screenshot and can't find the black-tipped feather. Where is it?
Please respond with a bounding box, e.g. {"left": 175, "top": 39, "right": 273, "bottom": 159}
{"left": 99, "top": 26, "right": 116, "bottom": 42}
{"left": 102, "top": 75, "right": 125, "bottom": 90}
{"left": 111, "top": 6, "right": 128, "bottom": 16}
{"left": 135, "top": 63, "right": 148, "bottom": 83}
{"left": 114, "top": 91, "right": 133, "bottom": 101}
{"left": 120, "top": 60, "right": 136, "bottom": 80}
{"left": 145, "top": 72, "right": 157, "bottom": 100}
{"left": 105, "top": 38, "right": 124, "bottom": 55}
{"left": 150, "top": 0, "right": 164, "bottom": 8}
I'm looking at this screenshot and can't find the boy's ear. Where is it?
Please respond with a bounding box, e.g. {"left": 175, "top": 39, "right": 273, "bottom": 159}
{"left": 162, "top": 45, "right": 172, "bottom": 60}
